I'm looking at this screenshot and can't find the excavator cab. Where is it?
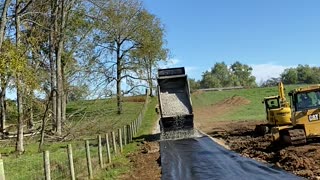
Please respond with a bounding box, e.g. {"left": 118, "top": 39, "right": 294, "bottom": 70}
{"left": 265, "top": 97, "right": 280, "bottom": 109}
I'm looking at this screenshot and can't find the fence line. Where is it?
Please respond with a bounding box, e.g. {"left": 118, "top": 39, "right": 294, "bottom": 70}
{"left": 1, "top": 92, "right": 150, "bottom": 180}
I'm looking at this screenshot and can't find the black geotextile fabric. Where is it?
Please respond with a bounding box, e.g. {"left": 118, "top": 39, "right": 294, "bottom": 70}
{"left": 160, "top": 136, "right": 301, "bottom": 180}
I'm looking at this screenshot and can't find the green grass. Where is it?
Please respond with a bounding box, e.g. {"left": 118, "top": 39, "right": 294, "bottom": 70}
{"left": 192, "top": 84, "right": 302, "bottom": 121}
{"left": 1, "top": 96, "right": 159, "bottom": 180}
{"left": 66, "top": 96, "right": 146, "bottom": 138}
{"left": 96, "top": 97, "right": 159, "bottom": 179}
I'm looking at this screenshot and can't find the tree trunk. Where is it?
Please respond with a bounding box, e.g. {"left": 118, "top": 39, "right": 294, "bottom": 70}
{"left": 147, "top": 62, "right": 153, "bottom": 96}
{"left": 0, "top": 0, "right": 11, "bottom": 49}
{"left": 38, "top": 94, "right": 51, "bottom": 152}
{"left": 49, "top": 1, "right": 57, "bottom": 131}
{"left": 0, "top": 88, "right": 6, "bottom": 133}
{"left": 15, "top": 0, "right": 24, "bottom": 154}
{"left": 0, "top": 0, "right": 11, "bottom": 134}
{"left": 56, "top": 40, "right": 62, "bottom": 136}
{"left": 56, "top": 0, "right": 66, "bottom": 136}
{"left": 16, "top": 83, "right": 24, "bottom": 153}
{"left": 61, "top": 65, "right": 66, "bottom": 123}
{"left": 116, "top": 44, "right": 122, "bottom": 114}
{"left": 27, "top": 95, "right": 34, "bottom": 130}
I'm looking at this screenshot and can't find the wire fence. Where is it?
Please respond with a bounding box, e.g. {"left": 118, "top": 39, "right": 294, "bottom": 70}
{"left": 0, "top": 93, "right": 149, "bottom": 180}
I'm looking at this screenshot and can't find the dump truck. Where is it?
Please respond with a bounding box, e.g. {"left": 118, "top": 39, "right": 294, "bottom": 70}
{"left": 255, "top": 82, "right": 292, "bottom": 135}
{"left": 157, "top": 67, "right": 194, "bottom": 133}
{"left": 271, "top": 85, "right": 320, "bottom": 145}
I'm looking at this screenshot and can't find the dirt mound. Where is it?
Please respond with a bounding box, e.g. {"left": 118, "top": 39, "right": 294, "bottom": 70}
{"left": 219, "top": 96, "right": 251, "bottom": 106}
{"left": 194, "top": 96, "right": 251, "bottom": 132}
{"left": 207, "top": 121, "right": 320, "bottom": 179}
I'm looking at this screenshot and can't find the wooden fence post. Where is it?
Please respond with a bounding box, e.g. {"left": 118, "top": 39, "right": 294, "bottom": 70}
{"left": 43, "top": 151, "right": 51, "bottom": 180}
{"left": 85, "top": 140, "right": 93, "bottom": 179}
{"left": 129, "top": 124, "right": 133, "bottom": 142}
{"left": 111, "top": 131, "right": 117, "bottom": 154}
{"left": 123, "top": 126, "right": 127, "bottom": 145}
{"left": 139, "top": 113, "right": 142, "bottom": 127}
{"left": 126, "top": 125, "right": 130, "bottom": 143}
{"left": 133, "top": 120, "right": 137, "bottom": 135}
{"left": 0, "top": 154, "right": 5, "bottom": 180}
{"left": 98, "top": 135, "right": 103, "bottom": 168}
{"left": 131, "top": 122, "right": 134, "bottom": 137}
{"left": 136, "top": 119, "right": 139, "bottom": 131}
{"left": 105, "top": 134, "right": 112, "bottom": 164}
{"left": 67, "top": 144, "right": 75, "bottom": 180}
{"left": 118, "top": 129, "right": 123, "bottom": 153}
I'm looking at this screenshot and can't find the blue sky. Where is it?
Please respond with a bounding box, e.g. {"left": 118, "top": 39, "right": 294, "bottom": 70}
{"left": 143, "top": 0, "right": 320, "bottom": 83}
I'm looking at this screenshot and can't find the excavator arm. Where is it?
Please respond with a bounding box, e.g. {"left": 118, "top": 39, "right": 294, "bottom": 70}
{"left": 278, "top": 82, "right": 285, "bottom": 102}
{"left": 278, "top": 82, "right": 289, "bottom": 107}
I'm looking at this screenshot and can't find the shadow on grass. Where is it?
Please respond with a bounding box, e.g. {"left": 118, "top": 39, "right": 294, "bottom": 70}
{"left": 133, "top": 133, "right": 161, "bottom": 142}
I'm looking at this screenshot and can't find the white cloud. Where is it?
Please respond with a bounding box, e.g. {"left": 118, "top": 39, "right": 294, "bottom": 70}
{"left": 251, "top": 63, "right": 295, "bottom": 84}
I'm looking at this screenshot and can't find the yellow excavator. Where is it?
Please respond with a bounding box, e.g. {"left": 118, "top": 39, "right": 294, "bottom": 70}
{"left": 271, "top": 85, "right": 320, "bottom": 145}
{"left": 255, "top": 82, "right": 292, "bottom": 135}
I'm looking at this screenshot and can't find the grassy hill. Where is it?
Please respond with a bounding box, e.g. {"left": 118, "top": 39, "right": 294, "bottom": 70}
{"left": 191, "top": 85, "right": 302, "bottom": 121}
{"left": 1, "top": 96, "right": 159, "bottom": 180}
{"left": 66, "top": 96, "right": 146, "bottom": 138}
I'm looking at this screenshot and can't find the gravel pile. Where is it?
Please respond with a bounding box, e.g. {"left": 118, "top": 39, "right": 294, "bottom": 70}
{"left": 160, "top": 129, "right": 202, "bottom": 140}
{"left": 160, "top": 92, "right": 191, "bottom": 117}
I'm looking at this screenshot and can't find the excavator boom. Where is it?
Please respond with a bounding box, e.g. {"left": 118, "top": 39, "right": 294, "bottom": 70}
{"left": 278, "top": 82, "right": 286, "bottom": 102}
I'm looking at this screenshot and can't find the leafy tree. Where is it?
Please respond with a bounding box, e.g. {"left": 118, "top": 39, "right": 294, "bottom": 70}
{"left": 281, "top": 65, "right": 320, "bottom": 84}
{"left": 211, "top": 62, "right": 234, "bottom": 87}
{"left": 130, "top": 10, "right": 168, "bottom": 96}
{"left": 296, "top": 64, "right": 314, "bottom": 84}
{"left": 230, "top": 61, "right": 256, "bottom": 87}
{"left": 280, "top": 68, "right": 298, "bottom": 84}
{"left": 261, "top": 77, "right": 281, "bottom": 87}
{"left": 199, "top": 61, "right": 256, "bottom": 88}
{"left": 200, "top": 71, "right": 221, "bottom": 88}
{"left": 188, "top": 78, "right": 200, "bottom": 93}
{"left": 89, "top": 0, "right": 166, "bottom": 114}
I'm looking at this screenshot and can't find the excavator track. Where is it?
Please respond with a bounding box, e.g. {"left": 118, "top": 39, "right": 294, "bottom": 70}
{"left": 282, "top": 129, "right": 306, "bottom": 145}
{"left": 254, "top": 124, "right": 270, "bottom": 136}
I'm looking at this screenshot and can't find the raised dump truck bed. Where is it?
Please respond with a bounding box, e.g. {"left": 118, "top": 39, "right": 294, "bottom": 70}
{"left": 157, "top": 67, "right": 194, "bottom": 132}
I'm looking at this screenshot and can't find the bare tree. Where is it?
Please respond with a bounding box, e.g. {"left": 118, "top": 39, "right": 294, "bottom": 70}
{"left": 89, "top": 0, "right": 167, "bottom": 114}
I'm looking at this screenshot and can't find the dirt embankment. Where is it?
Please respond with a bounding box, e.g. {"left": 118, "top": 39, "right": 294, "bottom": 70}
{"left": 207, "top": 121, "right": 320, "bottom": 179}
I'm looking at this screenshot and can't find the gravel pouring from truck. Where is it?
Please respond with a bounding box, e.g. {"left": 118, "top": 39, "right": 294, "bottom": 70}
{"left": 157, "top": 67, "right": 194, "bottom": 132}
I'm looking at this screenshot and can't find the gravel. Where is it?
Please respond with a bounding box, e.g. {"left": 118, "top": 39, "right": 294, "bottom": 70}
{"left": 160, "top": 92, "right": 191, "bottom": 117}
{"left": 159, "top": 90, "right": 195, "bottom": 140}
{"left": 160, "top": 129, "right": 203, "bottom": 140}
